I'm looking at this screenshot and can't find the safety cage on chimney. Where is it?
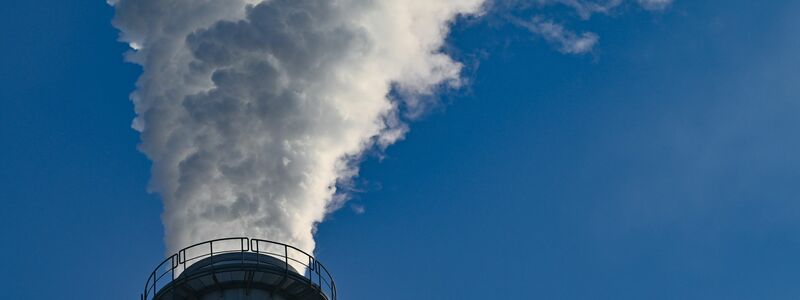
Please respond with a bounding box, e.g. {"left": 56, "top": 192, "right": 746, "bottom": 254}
{"left": 141, "top": 237, "right": 336, "bottom": 300}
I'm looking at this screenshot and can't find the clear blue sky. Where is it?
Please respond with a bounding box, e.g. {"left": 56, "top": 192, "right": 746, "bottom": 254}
{"left": 1, "top": 1, "right": 799, "bottom": 299}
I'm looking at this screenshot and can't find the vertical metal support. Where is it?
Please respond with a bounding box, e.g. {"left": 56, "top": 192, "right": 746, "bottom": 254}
{"left": 307, "top": 256, "right": 315, "bottom": 286}
{"left": 316, "top": 260, "right": 321, "bottom": 288}
{"left": 253, "top": 240, "right": 260, "bottom": 265}
{"left": 284, "top": 245, "right": 289, "bottom": 278}
{"left": 171, "top": 254, "right": 177, "bottom": 281}
{"left": 179, "top": 250, "right": 185, "bottom": 275}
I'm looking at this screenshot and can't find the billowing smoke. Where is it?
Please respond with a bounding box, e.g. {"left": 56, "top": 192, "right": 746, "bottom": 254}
{"left": 111, "top": 0, "right": 486, "bottom": 255}
{"left": 112, "top": 0, "right": 673, "bottom": 258}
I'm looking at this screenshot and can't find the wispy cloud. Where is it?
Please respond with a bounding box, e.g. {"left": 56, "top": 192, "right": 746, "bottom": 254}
{"left": 503, "top": 0, "right": 673, "bottom": 54}
{"left": 350, "top": 204, "right": 366, "bottom": 215}
{"left": 554, "top": 0, "right": 624, "bottom": 19}
{"left": 529, "top": 0, "right": 672, "bottom": 19}
{"left": 517, "top": 16, "right": 599, "bottom": 54}
{"left": 637, "top": 0, "right": 673, "bottom": 11}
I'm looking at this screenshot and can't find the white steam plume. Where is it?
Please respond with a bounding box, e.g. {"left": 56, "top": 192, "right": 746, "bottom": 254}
{"left": 112, "top": 0, "right": 485, "bottom": 255}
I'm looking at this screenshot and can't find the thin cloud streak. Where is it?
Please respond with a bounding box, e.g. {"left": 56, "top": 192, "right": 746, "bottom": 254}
{"left": 517, "top": 16, "right": 599, "bottom": 54}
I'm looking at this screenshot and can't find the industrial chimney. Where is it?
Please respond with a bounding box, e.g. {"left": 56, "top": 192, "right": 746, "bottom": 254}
{"left": 141, "top": 237, "right": 336, "bottom": 300}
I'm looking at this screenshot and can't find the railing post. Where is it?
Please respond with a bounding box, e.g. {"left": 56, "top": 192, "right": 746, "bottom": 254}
{"left": 284, "top": 244, "right": 289, "bottom": 272}
{"left": 171, "top": 254, "right": 177, "bottom": 281}
{"left": 253, "top": 240, "right": 260, "bottom": 264}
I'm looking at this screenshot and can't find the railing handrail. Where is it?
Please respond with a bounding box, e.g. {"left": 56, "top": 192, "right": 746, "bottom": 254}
{"left": 141, "top": 237, "right": 336, "bottom": 300}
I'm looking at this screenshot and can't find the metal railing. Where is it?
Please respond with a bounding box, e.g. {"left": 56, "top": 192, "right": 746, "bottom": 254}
{"left": 141, "top": 237, "right": 336, "bottom": 300}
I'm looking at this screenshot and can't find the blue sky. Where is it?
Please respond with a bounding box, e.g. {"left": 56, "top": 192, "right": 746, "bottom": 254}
{"left": 1, "top": 0, "right": 799, "bottom": 299}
